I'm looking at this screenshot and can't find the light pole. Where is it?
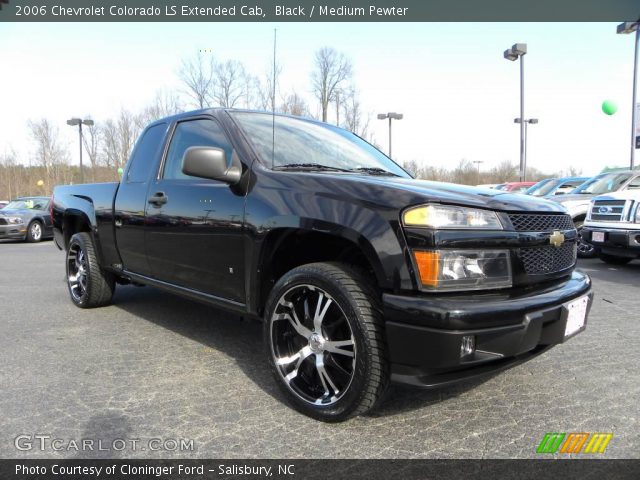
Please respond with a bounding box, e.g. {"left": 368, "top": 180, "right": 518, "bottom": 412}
{"left": 514, "top": 118, "right": 538, "bottom": 181}
{"left": 472, "top": 160, "right": 484, "bottom": 184}
{"left": 504, "top": 43, "right": 528, "bottom": 181}
{"left": 66, "top": 117, "right": 94, "bottom": 183}
{"left": 617, "top": 21, "right": 640, "bottom": 170}
{"left": 377, "top": 112, "right": 403, "bottom": 158}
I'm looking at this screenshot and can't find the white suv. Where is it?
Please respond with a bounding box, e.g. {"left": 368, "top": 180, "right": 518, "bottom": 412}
{"left": 583, "top": 189, "right": 640, "bottom": 264}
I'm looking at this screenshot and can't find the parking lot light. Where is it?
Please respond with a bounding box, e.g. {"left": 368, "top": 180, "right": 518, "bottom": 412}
{"left": 616, "top": 21, "right": 640, "bottom": 170}
{"left": 504, "top": 43, "right": 528, "bottom": 181}
{"left": 66, "top": 117, "right": 94, "bottom": 183}
{"left": 377, "top": 112, "right": 403, "bottom": 158}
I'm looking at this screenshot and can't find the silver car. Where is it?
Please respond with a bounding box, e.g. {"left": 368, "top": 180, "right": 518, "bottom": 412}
{"left": 0, "top": 197, "right": 53, "bottom": 242}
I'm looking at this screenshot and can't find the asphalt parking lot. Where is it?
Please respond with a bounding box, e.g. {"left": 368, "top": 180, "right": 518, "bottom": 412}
{"left": 0, "top": 240, "right": 638, "bottom": 459}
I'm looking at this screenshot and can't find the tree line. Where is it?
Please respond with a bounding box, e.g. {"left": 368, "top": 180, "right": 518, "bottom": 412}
{"left": 0, "top": 46, "right": 576, "bottom": 200}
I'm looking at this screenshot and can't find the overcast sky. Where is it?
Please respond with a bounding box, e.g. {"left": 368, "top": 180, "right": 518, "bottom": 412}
{"left": 1, "top": 22, "right": 638, "bottom": 176}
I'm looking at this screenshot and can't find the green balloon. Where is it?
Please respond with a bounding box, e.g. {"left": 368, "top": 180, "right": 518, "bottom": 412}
{"left": 117, "top": 167, "right": 124, "bottom": 175}
{"left": 602, "top": 100, "right": 617, "bottom": 115}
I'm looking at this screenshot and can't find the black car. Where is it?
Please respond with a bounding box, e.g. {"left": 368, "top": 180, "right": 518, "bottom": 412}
{"left": 0, "top": 196, "right": 53, "bottom": 242}
{"left": 52, "top": 109, "right": 593, "bottom": 421}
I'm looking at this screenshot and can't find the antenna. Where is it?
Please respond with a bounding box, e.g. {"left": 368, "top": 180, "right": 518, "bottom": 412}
{"left": 271, "top": 28, "right": 277, "bottom": 169}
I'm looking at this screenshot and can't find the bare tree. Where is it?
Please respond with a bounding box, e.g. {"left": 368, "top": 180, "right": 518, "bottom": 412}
{"left": 137, "top": 90, "right": 183, "bottom": 128}
{"left": 280, "top": 91, "right": 309, "bottom": 117}
{"left": 341, "top": 87, "right": 370, "bottom": 138}
{"left": 178, "top": 53, "right": 215, "bottom": 109}
{"left": 27, "top": 119, "right": 69, "bottom": 174}
{"left": 212, "top": 60, "right": 246, "bottom": 108}
{"left": 311, "top": 47, "right": 353, "bottom": 122}
{"left": 100, "top": 110, "right": 140, "bottom": 170}
{"left": 256, "top": 61, "right": 283, "bottom": 112}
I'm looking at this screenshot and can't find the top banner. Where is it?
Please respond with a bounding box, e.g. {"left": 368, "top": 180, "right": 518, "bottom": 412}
{"left": 1, "top": 0, "right": 639, "bottom": 22}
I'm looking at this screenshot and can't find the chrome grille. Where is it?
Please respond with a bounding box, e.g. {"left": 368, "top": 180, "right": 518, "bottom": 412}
{"left": 519, "top": 242, "right": 577, "bottom": 275}
{"left": 508, "top": 214, "right": 574, "bottom": 232}
{"left": 590, "top": 199, "right": 627, "bottom": 222}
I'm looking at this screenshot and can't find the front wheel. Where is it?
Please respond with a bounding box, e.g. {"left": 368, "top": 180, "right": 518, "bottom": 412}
{"left": 599, "top": 253, "right": 633, "bottom": 265}
{"left": 66, "top": 232, "right": 116, "bottom": 308}
{"left": 264, "top": 262, "right": 389, "bottom": 422}
{"left": 26, "top": 221, "right": 43, "bottom": 243}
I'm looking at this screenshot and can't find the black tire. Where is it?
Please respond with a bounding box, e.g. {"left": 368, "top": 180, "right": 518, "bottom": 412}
{"left": 66, "top": 232, "right": 115, "bottom": 308}
{"left": 575, "top": 220, "right": 595, "bottom": 258}
{"left": 264, "top": 262, "right": 389, "bottom": 422}
{"left": 26, "top": 220, "right": 43, "bottom": 243}
{"left": 599, "top": 253, "right": 632, "bottom": 265}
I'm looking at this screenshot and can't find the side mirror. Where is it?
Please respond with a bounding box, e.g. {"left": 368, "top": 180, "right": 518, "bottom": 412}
{"left": 181, "top": 146, "right": 241, "bottom": 185}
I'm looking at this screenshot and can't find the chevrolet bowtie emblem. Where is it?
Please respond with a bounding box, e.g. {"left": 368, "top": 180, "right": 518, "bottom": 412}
{"left": 549, "top": 230, "right": 565, "bottom": 248}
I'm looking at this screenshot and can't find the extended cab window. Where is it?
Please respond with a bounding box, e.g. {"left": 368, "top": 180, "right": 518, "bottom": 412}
{"left": 163, "top": 119, "right": 232, "bottom": 180}
{"left": 126, "top": 123, "right": 168, "bottom": 183}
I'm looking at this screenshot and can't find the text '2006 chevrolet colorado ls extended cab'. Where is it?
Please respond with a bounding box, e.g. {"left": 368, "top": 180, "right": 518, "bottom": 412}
{"left": 52, "top": 109, "right": 593, "bottom": 421}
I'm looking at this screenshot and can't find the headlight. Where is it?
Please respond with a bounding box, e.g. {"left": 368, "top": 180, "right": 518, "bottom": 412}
{"left": 4, "top": 216, "right": 24, "bottom": 225}
{"left": 403, "top": 205, "right": 503, "bottom": 229}
{"left": 413, "top": 249, "right": 512, "bottom": 291}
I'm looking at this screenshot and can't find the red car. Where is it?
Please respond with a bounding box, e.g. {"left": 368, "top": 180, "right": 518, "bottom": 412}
{"left": 495, "top": 181, "right": 537, "bottom": 193}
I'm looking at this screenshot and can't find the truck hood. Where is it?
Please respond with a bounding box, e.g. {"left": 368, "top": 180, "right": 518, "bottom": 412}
{"left": 320, "top": 174, "right": 567, "bottom": 213}
{"left": 592, "top": 190, "right": 640, "bottom": 201}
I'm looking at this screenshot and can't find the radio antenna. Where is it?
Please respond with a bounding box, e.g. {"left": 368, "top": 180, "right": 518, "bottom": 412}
{"left": 271, "top": 28, "right": 277, "bottom": 169}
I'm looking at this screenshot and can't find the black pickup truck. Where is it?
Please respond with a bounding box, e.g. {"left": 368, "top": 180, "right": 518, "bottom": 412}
{"left": 53, "top": 109, "right": 593, "bottom": 421}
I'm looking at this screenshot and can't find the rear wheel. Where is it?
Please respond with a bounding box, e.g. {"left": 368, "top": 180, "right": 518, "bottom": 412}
{"left": 264, "top": 262, "right": 388, "bottom": 422}
{"left": 26, "top": 221, "right": 43, "bottom": 243}
{"left": 599, "top": 253, "right": 632, "bottom": 265}
{"left": 66, "top": 232, "right": 115, "bottom": 308}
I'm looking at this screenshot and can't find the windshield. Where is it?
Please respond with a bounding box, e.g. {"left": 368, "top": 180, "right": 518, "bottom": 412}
{"left": 230, "top": 112, "right": 410, "bottom": 177}
{"left": 526, "top": 179, "right": 556, "bottom": 196}
{"left": 571, "top": 173, "right": 631, "bottom": 195}
{"left": 4, "top": 199, "right": 48, "bottom": 210}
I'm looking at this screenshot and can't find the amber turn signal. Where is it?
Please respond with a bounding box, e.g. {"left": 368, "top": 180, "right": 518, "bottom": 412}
{"left": 413, "top": 251, "right": 440, "bottom": 287}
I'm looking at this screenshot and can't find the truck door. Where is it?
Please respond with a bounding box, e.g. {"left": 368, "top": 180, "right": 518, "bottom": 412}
{"left": 114, "top": 123, "right": 169, "bottom": 276}
{"left": 144, "top": 117, "right": 246, "bottom": 303}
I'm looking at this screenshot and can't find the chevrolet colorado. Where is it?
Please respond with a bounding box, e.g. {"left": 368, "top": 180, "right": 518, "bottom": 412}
{"left": 52, "top": 109, "right": 593, "bottom": 421}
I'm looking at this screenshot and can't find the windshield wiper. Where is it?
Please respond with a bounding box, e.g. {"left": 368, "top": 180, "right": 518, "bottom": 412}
{"left": 273, "top": 163, "right": 352, "bottom": 172}
{"left": 351, "top": 167, "right": 401, "bottom": 177}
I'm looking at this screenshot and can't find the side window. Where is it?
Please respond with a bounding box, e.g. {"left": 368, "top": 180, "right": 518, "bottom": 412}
{"left": 163, "top": 119, "right": 233, "bottom": 180}
{"left": 627, "top": 176, "right": 640, "bottom": 189}
{"left": 126, "top": 123, "right": 168, "bottom": 183}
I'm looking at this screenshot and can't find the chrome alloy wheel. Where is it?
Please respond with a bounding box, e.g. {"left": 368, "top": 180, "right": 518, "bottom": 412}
{"left": 30, "top": 222, "right": 42, "bottom": 241}
{"left": 67, "top": 243, "right": 88, "bottom": 302}
{"left": 270, "top": 285, "right": 356, "bottom": 406}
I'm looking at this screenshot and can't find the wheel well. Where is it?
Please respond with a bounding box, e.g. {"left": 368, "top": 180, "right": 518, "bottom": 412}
{"left": 258, "top": 230, "right": 378, "bottom": 316}
{"left": 62, "top": 214, "right": 91, "bottom": 249}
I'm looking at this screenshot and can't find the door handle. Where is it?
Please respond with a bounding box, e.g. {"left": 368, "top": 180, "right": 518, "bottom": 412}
{"left": 148, "top": 191, "right": 168, "bottom": 206}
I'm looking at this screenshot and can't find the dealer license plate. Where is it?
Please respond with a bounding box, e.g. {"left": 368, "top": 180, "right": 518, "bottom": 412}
{"left": 591, "top": 231, "right": 605, "bottom": 242}
{"left": 564, "top": 295, "right": 589, "bottom": 338}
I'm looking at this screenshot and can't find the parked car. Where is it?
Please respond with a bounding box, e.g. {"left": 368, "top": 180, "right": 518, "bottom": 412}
{"left": 495, "top": 181, "right": 537, "bottom": 193}
{"left": 0, "top": 200, "right": 9, "bottom": 209}
{"left": 0, "top": 196, "right": 53, "bottom": 242}
{"left": 52, "top": 109, "right": 593, "bottom": 422}
{"left": 526, "top": 176, "right": 590, "bottom": 198}
{"left": 553, "top": 170, "right": 640, "bottom": 258}
{"left": 583, "top": 190, "right": 640, "bottom": 264}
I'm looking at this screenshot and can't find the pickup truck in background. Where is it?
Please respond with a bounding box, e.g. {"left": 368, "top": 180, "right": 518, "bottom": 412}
{"left": 553, "top": 170, "right": 640, "bottom": 258}
{"left": 52, "top": 109, "right": 593, "bottom": 421}
{"left": 583, "top": 190, "right": 640, "bottom": 265}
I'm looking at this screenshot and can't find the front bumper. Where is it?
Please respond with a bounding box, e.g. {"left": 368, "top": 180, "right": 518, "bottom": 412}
{"left": 0, "top": 224, "right": 27, "bottom": 240}
{"left": 383, "top": 271, "right": 592, "bottom": 388}
{"left": 583, "top": 227, "right": 640, "bottom": 258}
